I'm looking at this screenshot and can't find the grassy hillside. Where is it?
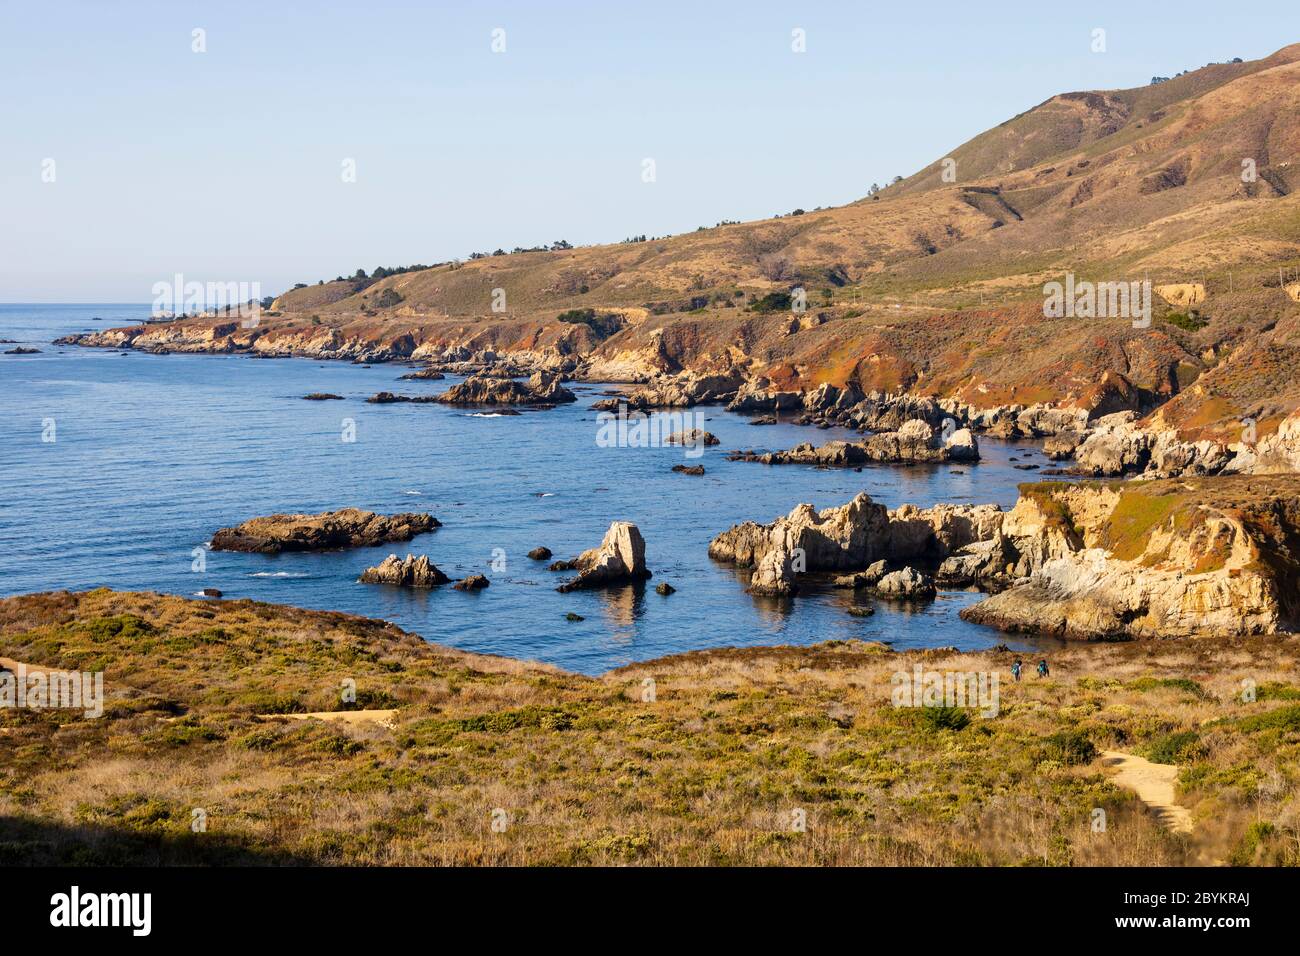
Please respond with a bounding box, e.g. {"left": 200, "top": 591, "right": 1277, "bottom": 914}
{"left": 2, "top": 590, "right": 1298, "bottom": 865}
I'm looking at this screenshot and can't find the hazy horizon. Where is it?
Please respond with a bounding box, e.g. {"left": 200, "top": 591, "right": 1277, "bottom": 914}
{"left": 2, "top": 0, "right": 1292, "bottom": 301}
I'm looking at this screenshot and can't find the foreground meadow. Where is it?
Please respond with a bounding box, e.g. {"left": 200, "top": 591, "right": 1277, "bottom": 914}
{"left": 1, "top": 589, "right": 1297, "bottom": 866}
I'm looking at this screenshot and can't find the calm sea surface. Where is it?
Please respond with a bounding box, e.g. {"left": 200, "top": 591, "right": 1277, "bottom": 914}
{"left": 0, "top": 304, "right": 1058, "bottom": 673}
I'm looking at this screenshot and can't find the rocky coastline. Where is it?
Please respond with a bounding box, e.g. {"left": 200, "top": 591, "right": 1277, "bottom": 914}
{"left": 709, "top": 476, "right": 1300, "bottom": 640}
{"left": 58, "top": 314, "right": 1300, "bottom": 479}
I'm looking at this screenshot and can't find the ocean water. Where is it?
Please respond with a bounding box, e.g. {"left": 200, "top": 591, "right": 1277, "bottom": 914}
{"left": 0, "top": 304, "right": 1059, "bottom": 673}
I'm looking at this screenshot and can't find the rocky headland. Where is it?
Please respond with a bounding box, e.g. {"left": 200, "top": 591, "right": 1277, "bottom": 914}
{"left": 711, "top": 476, "right": 1300, "bottom": 639}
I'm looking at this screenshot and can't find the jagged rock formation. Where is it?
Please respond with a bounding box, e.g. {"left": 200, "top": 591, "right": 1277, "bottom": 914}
{"left": 709, "top": 492, "right": 1001, "bottom": 596}
{"left": 557, "top": 521, "right": 652, "bottom": 592}
{"left": 210, "top": 509, "right": 439, "bottom": 554}
{"left": 359, "top": 554, "right": 450, "bottom": 588}
{"left": 435, "top": 371, "right": 575, "bottom": 405}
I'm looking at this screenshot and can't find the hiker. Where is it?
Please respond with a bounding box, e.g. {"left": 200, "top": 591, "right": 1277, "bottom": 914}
{"left": 1011, "top": 659, "right": 1022, "bottom": 682}
{"left": 1037, "top": 659, "right": 1050, "bottom": 679}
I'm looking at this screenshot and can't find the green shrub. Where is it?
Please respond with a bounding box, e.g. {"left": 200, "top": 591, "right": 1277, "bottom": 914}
{"left": 1163, "top": 311, "right": 1206, "bottom": 331}
{"left": 1042, "top": 728, "right": 1097, "bottom": 765}
{"left": 1240, "top": 704, "right": 1300, "bottom": 733}
{"left": 1227, "top": 821, "right": 1276, "bottom": 866}
{"left": 1144, "top": 729, "right": 1203, "bottom": 764}
{"left": 1256, "top": 682, "right": 1300, "bottom": 702}
{"left": 1127, "top": 676, "right": 1207, "bottom": 698}
{"left": 915, "top": 706, "right": 970, "bottom": 732}
{"left": 748, "top": 291, "right": 793, "bottom": 313}
{"left": 71, "top": 615, "right": 154, "bottom": 642}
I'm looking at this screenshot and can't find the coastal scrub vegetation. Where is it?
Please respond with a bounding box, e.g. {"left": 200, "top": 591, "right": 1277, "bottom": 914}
{"left": 3, "top": 590, "right": 1298, "bottom": 866}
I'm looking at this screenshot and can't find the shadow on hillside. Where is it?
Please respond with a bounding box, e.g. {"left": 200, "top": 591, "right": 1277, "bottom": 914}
{"left": 0, "top": 815, "right": 315, "bottom": 866}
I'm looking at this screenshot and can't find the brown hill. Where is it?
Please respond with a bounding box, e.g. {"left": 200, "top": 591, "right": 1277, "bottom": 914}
{"left": 71, "top": 45, "right": 1300, "bottom": 437}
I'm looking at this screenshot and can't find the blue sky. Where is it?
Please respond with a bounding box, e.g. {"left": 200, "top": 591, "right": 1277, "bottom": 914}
{"left": 1, "top": 0, "right": 1293, "bottom": 301}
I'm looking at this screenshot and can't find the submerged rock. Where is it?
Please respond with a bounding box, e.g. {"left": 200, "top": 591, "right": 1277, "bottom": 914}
{"left": 211, "top": 509, "right": 439, "bottom": 554}
{"left": 527, "top": 546, "right": 553, "bottom": 561}
{"left": 655, "top": 582, "right": 676, "bottom": 595}
{"left": 302, "top": 393, "right": 344, "bottom": 401}
{"left": 360, "top": 554, "right": 450, "bottom": 588}
{"left": 672, "top": 464, "right": 705, "bottom": 475}
{"left": 557, "top": 521, "right": 652, "bottom": 592}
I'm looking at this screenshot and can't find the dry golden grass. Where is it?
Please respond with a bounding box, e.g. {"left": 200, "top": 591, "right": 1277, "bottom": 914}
{"left": 2, "top": 590, "right": 1298, "bottom": 866}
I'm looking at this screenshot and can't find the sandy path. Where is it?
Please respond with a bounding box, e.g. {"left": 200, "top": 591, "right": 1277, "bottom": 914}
{"left": 0, "top": 657, "right": 53, "bottom": 674}
{"left": 1099, "top": 750, "right": 1193, "bottom": 833}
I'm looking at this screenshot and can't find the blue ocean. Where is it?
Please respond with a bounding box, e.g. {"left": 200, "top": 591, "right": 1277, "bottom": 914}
{"left": 0, "top": 304, "right": 1056, "bottom": 673}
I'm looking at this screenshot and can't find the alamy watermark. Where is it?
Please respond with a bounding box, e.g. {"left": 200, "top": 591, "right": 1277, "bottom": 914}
{"left": 1043, "top": 273, "right": 1151, "bottom": 328}
{"left": 891, "top": 664, "right": 1000, "bottom": 718}
{"left": 151, "top": 273, "right": 262, "bottom": 327}
{"left": 1, "top": 663, "right": 104, "bottom": 719}
{"left": 596, "top": 404, "right": 712, "bottom": 458}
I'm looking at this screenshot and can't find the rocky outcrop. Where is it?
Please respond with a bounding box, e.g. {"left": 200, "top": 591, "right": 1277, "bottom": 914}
{"left": 886, "top": 502, "right": 1004, "bottom": 563}
{"left": 557, "top": 522, "right": 652, "bottom": 592}
{"left": 302, "top": 393, "right": 344, "bottom": 401}
{"left": 833, "top": 561, "right": 889, "bottom": 589}
{"left": 453, "top": 574, "right": 491, "bottom": 590}
{"left": 1071, "top": 412, "right": 1235, "bottom": 478}
{"left": 876, "top": 567, "right": 937, "bottom": 599}
{"left": 1043, "top": 431, "right": 1083, "bottom": 460}
{"left": 664, "top": 428, "right": 720, "bottom": 447}
{"left": 590, "top": 368, "right": 744, "bottom": 410}
{"left": 728, "top": 419, "right": 979, "bottom": 466}
{"left": 726, "top": 378, "right": 804, "bottom": 413}
{"left": 527, "top": 546, "right": 552, "bottom": 560}
{"left": 709, "top": 493, "right": 999, "bottom": 596}
{"left": 710, "top": 493, "right": 890, "bottom": 575}
{"left": 359, "top": 554, "right": 450, "bottom": 588}
{"left": 960, "top": 476, "right": 1300, "bottom": 639}
{"left": 211, "top": 509, "right": 439, "bottom": 554}
{"left": 436, "top": 371, "right": 576, "bottom": 405}
{"left": 1226, "top": 411, "right": 1300, "bottom": 475}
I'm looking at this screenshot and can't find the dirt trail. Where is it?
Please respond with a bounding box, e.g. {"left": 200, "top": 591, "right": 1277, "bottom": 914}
{"left": 0, "top": 657, "right": 53, "bottom": 674}
{"left": 1100, "top": 750, "right": 1193, "bottom": 833}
